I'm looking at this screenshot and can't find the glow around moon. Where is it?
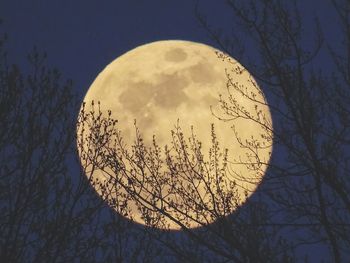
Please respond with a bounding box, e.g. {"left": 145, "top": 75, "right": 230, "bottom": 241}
{"left": 77, "top": 40, "right": 273, "bottom": 230}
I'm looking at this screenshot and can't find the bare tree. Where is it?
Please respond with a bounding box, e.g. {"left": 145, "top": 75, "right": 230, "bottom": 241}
{"left": 0, "top": 31, "right": 167, "bottom": 262}
{"left": 4, "top": 0, "right": 349, "bottom": 261}
{"left": 77, "top": 98, "right": 294, "bottom": 262}
{"left": 194, "top": 0, "right": 350, "bottom": 262}
{"left": 0, "top": 36, "right": 102, "bottom": 261}
{"left": 76, "top": 1, "right": 350, "bottom": 262}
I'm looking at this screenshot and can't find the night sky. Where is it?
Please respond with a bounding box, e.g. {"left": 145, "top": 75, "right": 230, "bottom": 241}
{"left": 0, "top": 0, "right": 346, "bottom": 261}
{"left": 1, "top": 0, "right": 226, "bottom": 99}
{"left": 0, "top": 0, "right": 336, "bottom": 99}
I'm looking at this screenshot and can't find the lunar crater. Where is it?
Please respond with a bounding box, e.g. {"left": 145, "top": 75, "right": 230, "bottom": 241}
{"left": 152, "top": 72, "right": 190, "bottom": 108}
{"left": 188, "top": 60, "right": 221, "bottom": 84}
{"left": 118, "top": 80, "right": 154, "bottom": 114}
{"left": 118, "top": 71, "right": 191, "bottom": 119}
{"left": 164, "top": 47, "right": 188, "bottom": 62}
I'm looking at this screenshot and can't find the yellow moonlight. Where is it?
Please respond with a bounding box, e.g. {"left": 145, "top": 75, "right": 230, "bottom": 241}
{"left": 77, "top": 40, "right": 273, "bottom": 230}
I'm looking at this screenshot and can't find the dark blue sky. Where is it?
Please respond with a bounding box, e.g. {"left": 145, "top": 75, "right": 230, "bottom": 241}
{"left": 1, "top": 0, "right": 227, "bottom": 98}
{"left": 0, "top": 1, "right": 343, "bottom": 261}
{"left": 0, "top": 0, "right": 337, "bottom": 100}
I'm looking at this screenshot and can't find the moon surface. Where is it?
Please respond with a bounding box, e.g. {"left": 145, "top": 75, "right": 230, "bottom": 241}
{"left": 78, "top": 40, "right": 273, "bottom": 230}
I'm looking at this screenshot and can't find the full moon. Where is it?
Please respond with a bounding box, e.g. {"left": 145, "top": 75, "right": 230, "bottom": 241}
{"left": 77, "top": 40, "right": 273, "bottom": 230}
